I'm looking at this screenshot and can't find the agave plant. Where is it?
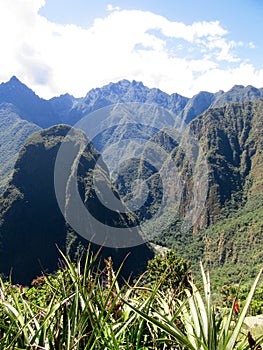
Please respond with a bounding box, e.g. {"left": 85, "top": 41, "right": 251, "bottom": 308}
{"left": 0, "top": 247, "right": 160, "bottom": 349}
{"left": 180, "top": 263, "right": 263, "bottom": 350}
{"left": 0, "top": 249, "right": 262, "bottom": 349}
{"left": 124, "top": 263, "right": 263, "bottom": 350}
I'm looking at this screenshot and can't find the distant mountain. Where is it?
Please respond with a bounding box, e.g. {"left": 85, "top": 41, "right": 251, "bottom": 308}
{"left": 1, "top": 77, "right": 263, "bottom": 130}
{"left": 0, "top": 76, "right": 61, "bottom": 127}
{"left": 0, "top": 77, "right": 263, "bottom": 285}
{"left": 178, "top": 84, "right": 263, "bottom": 125}
{"left": 51, "top": 79, "right": 189, "bottom": 126}
{"left": 0, "top": 78, "right": 186, "bottom": 192}
{"left": 1, "top": 76, "right": 262, "bottom": 191}
{"left": 178, "top": 90, "right": 216, "bottom": 125}
{"left": 1, "top": 77, "right": 262, "bottom": 131}
{"left": 0, "top": 125, "right": 153, "bottom": 284}
{"left": 0, "top": 103, "right": 41, "bottom": 192}
{"left": 211, "top": 84, "right": 263, "bottom": 108}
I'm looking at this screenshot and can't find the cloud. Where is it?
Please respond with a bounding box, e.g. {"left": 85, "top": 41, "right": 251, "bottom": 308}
{"left": 248, "top": 42, "right": 256, "bottom": 49}
{"left": 0, "top": 0, "right": 262, "bottom": 99}
{"left": 106, "top": 4, "right": 121, "bottom": 12}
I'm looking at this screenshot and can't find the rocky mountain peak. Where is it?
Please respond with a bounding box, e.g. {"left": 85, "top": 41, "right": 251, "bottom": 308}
{"left": 0, "top": 75, "right": 35, "bottom": 97}
{"left": 0, "top": 77, "right": 60, "bottom": 128}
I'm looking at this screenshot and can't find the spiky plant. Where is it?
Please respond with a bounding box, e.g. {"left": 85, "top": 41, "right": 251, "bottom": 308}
{"left": 0, "top": 249, "right": 262, "bottom": 350}
{"left": 124, "top": 263, "right": 263, "bottom": 350}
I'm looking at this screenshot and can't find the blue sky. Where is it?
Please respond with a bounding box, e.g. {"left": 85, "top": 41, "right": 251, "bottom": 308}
{"left": 0, "top": 0, "right": 262, "bottom": 98}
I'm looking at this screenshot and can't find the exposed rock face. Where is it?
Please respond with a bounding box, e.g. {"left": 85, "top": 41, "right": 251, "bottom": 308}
{"left": 190, "top": 99, "right": 263, "bottom": 227}
{"left": 1, "top": 76, "right": 263, "bottom": 194}
{"left": 0, "top": 125, "right": 153, "bottom": 284}
{"left": 0, "top": 77, "right": 263, "bottom": 285}
{"left": 0, "top": 76, "right": 60, "bottom": 127}
{"left": 0, "top": 103, "right": 41, "bottom": 192}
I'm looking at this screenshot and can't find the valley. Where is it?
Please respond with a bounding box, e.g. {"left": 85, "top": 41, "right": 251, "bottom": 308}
{"left": 0, "top": 76, "right": 262, "bottom": 288}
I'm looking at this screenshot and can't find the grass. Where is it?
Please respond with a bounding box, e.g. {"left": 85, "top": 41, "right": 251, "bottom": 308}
{"left": 0, "top": 247, "right": 262, "bottom": 349}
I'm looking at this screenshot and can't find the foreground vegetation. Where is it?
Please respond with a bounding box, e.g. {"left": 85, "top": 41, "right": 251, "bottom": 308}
{"left": 0, "top": 248, "right": 262, "bottom": 349}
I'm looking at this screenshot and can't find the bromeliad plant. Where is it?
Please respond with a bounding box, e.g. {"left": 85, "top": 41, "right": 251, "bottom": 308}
{"left": 179, "top": 263, "right": 263, "bottom": 350}
{"left": 0, "top": 247, "right": 170, "bottom": 349}
{"left": 124, "top": 262, "right": 263, "bottom": 350}
{"left": 0, "top": 248, "right": 262, "bottom": 349}
{"left": 0, "top": 246, "right": 132, "bottom": 349}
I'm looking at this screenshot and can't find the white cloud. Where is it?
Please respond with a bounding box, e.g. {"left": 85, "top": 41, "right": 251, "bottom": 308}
{"left": 106, "top": 4, "right": 121, "bottom": 12}
{"left": 160, "top": 19, "right": 227, "bottom": 42}
{"left": 0, "top": 0, "right": 262, "bottom": 99}
{"left": 248, "top": 41, "right": 256, "bottom": 49}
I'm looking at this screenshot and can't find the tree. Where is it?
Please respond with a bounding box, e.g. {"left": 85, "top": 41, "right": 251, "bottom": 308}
{"left": 146, "top": 249, "right": 191, "bottom": 296}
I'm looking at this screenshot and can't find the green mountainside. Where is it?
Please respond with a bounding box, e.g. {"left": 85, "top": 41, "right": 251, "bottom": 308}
{"left": 0, "top": 103, "right": 41, "bottom": 192}
{"left": 0, "top": 125, "right": 153, "bottom": 284}
{"left": 152, "top": 100, "right": 263, "bottom": 284}
{"left": 0, "top": 77, "right": 262, "bottom": 286}
{"left": 1, "top": 76, "right": 263, "bottom": 195}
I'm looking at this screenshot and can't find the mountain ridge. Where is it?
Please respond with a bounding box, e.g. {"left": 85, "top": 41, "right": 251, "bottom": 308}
{"left": 1, "top": 75, "right": 263, "bottom": 194}
{"left": 0, "top": 77, "right": 262, "bottom": 285}
{"left": 0, "top": 124, "right": 154, "bottom": 284}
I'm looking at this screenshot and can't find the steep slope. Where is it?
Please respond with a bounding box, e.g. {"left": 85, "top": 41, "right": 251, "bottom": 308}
{"left": 178, "top": 90, "right": 216, "bottom": 125}
{"left": 54, "top": 79, "right": 189, "bottom": 125}
{"left": 154, "top": 99, "right": 263, "bottom": 283}
{"left": 0, "top": 125, "right": 153, "bottom": 284}
{"left": 211, "top": 84, "right": 263, "bottom": 108}
{"left": 201, "top": 193, "right": 263, "bottom": 286}
{"left": 191, "top": 99, "right": 263, "bottom": 224}
{"left": 112, "top": 98, "right": 263, "bottom": 284}
{"left": 0, "top": 103, "right": 41, "bottom": 192}
{"left": 0, "top": 76, "right": 60, "bottom": 127}
{"left": 178, "top": 84, "right": 263, "bottom": 126}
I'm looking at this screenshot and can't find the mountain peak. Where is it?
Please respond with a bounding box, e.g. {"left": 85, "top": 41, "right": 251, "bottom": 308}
{"left": 5, "top": 76, "right": 27, "bottom": 89}
{"left": 9, "top": 75, "right": 21, "bottom": 83}
{"left": 0, "top": 76, "right": 61, "bottom": 128}
{"left": 229, "top": 84, "right": 245, "bottom": 91}
{"left": 1, "top": 75, "right": 33, "bottom": 93}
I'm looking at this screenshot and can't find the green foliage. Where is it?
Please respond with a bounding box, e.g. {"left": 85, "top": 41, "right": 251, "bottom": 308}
{"left": 145, "top": 100, "right": 263, "bottom": 290}
{"left": 125, "top": 263, "right": 263, "bottom": 350}
{"left": 0, "top": 124, "right": 153, "bottom": 284}
{"left": 0, "top": 251, "right": 262, "bottom": 349}
{"left": 146, "top": 249, "right": 191, "bottom": 296}
{"left": 0, "top": 104, "right": 40, "bottom": 193}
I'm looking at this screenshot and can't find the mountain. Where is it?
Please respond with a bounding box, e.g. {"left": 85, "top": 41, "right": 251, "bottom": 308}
{"left": 0, "top": 103, "right": 41, "bottom": 192}
{"left": 0, "top": 77, "right": 263, "bottom": 285}
{"left": 211, "top": 84, "right": 263, "bottom": 108}
{"left": 115, "top": 99, "right": 263, "bottom": 227}
{"left": 178, "top": 84, "right": 263, "bottom": 126}
{"left": 0, "top": 78, "right": 188, "bottom": 192}
{"left": 51, "top": 79, "right": 189, "bottom": 126}
{"left": 191, "top": 99, "right": 263, "bottom": 225}
{"left": 0, "top": 76, "right": 61, "bottom": 127}
{"left": 2, "top": 77, "right": 263, "bottom": 130}
{"left": 151, "top": 99, "right": 263, "bottom": 284}
{"left": 0, "top": 125, "right": 153, "bottom": 284}
{"left": 178, "top": 90, "right": 216, "bottom": 125}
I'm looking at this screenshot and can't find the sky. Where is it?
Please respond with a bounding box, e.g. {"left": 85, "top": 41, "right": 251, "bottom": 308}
{"left": 0, "top": 0, "right": 263, "bottom": 99}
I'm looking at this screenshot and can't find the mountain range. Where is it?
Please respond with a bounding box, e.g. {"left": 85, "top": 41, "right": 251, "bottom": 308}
{"left": 0, "top": 124, "right": 154, "bottom": 284}
{"left": 1, "top": 76, "right": 263, "bottom": 194}
{"left": 0, "top": 76, "right": 262, "bottom": 285}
